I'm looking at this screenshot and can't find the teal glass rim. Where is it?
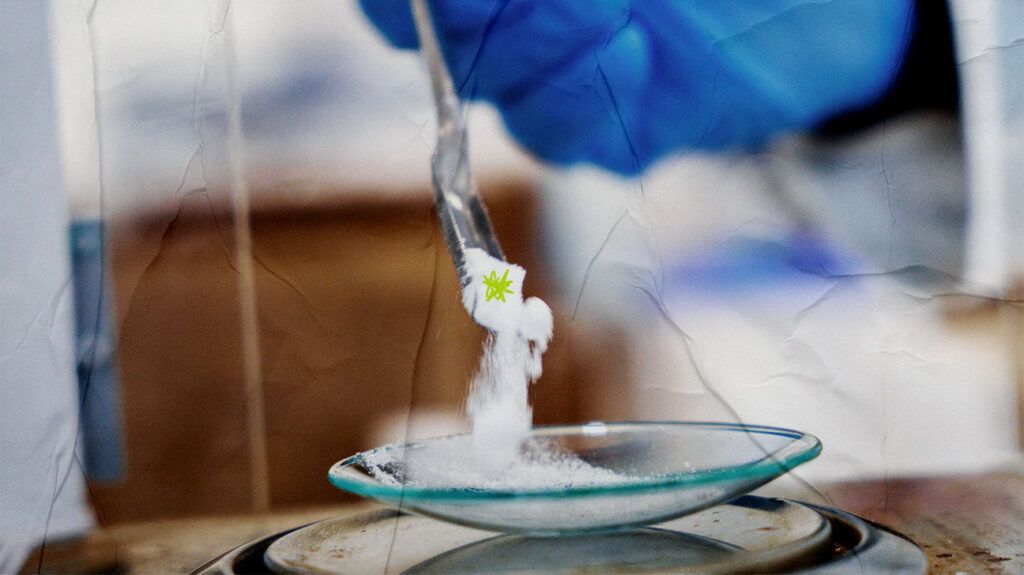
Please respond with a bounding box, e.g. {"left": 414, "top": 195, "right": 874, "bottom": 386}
{"left": 328, "top": 421, "right": 821, "bottom": 502}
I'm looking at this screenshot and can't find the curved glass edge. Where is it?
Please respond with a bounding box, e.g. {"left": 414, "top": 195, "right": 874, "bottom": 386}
{"left": 327, "top": 421, "right": 822, "bottom": 502}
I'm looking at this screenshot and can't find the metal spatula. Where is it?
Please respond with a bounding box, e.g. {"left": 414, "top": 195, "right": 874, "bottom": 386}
{"left": 410, "top": 0, "right": 505, "bottom": 288}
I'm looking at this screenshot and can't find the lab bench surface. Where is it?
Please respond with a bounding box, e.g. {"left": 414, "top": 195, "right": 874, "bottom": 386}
{"left": 825, "top": 470, "right": 1023, "bottom": 574}
{"left": 23, "top": 471, "right": 1023, "bottom": 574}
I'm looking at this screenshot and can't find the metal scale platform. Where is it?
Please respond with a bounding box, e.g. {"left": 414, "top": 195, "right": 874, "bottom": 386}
{"left": 192, "top": 496, "right": 927, "bottom": 574}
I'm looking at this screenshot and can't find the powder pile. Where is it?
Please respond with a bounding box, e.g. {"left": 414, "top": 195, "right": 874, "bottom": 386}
{"left": 459, "top": 248, "right": 553, "bottom": 469}
{"left": 361, "top": 438, "right": 630, "bottom": 491}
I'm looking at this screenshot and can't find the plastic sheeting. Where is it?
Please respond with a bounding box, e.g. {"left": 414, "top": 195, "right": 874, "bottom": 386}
{"left": 3, "top": 0, "right": 1022, "bottom": 570}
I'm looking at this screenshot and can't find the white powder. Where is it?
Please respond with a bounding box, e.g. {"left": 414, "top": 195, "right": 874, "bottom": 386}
{"left": 358, "top": 249, "right": 634, "bottom": 491}
{"left": 362, "top": 437, "right": 630, "bottom": 491}
{"left": 459, "top": 248, "right": 553, "bottom": 470}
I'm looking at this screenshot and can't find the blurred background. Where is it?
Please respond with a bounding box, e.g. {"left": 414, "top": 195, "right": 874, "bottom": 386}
{"left": 3, "top": 0, "right": 1022, "bottom": 572}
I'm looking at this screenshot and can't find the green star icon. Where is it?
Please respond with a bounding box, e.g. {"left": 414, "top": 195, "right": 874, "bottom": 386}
{"left": 482, "top": 269, "right": 514, "bottom": 302}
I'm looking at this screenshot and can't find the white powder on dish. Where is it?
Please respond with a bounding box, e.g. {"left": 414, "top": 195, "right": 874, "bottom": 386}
{"left": 459, "top": 248, "right": 554, "bottom": 469}
{"left": 361, "top": 437, "right": 631, "bottom": 491}
{"left": 359, "top": 249, "right": 635, "bottom": 490}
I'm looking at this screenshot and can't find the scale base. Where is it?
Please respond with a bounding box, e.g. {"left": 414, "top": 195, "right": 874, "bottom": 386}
{"left": 193, "top": 496, "right": 927, "bottom": 574}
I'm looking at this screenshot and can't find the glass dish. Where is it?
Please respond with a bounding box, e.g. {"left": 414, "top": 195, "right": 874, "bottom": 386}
{"left": 328, "top": 421, "right": 821, "bottom": 535}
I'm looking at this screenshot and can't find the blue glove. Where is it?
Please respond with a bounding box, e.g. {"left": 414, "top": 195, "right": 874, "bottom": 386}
{"left": 361, "top": 0, "right": 914, "bottom": 175}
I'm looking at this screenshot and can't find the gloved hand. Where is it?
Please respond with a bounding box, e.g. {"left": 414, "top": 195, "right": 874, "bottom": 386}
{"left": 361, "top": 0, "right": 914, "bottom": 175}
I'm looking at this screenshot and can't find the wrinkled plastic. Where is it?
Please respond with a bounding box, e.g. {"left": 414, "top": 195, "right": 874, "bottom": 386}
{"left": 5, "top": 0, "right": 1021, "bottom": 571}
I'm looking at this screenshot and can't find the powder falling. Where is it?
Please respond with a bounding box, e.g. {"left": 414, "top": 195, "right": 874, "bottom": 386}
{"left": 360, "top": 252, "right": 633, "bottom": 490}
{"left": 460, "top": 248, "right": 553, "bottom": 469}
